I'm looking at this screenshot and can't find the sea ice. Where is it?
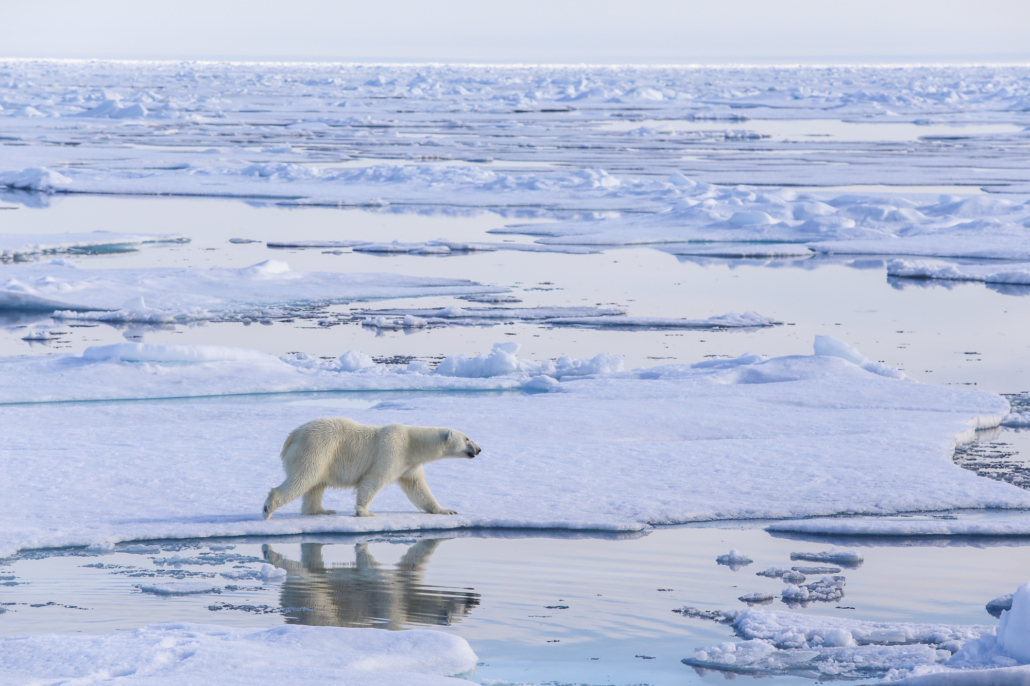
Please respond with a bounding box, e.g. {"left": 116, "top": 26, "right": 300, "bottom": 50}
{"left": 0, "top": 337, "right": 1026, "bottom": 556}
{"left": 0, "top": 260, "right": 502, "bottom": 320}
{"left": 0, "top": 623, "right": 478, "bottom": 685}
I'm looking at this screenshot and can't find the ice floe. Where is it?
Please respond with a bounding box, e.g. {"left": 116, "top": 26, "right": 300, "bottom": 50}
{"left": 0, "top": 259, "right": 502, "bottom": 320}
{"left": 0, "top": 623, "right": 478, "bottom": 685}
{"left": 781, "top": 576, "right": 847, "bottom": 606}
{"left": 0, "top": 232, "right": 187, "bottom": 261}
{"left": 137, "top": 581, "right": 221, "bottom": 596}
{"left": 888, "top": 260, "right": 1030, "bottom": 285}
{"left": 768, "top": 518, "right": 1030, "bottom": 537}
{"left": 0, "top": 337, "right": 1028, "bottom": 556}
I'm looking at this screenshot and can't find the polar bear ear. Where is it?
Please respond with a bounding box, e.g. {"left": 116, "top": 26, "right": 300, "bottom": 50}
{"left": 443, "top": 429, "right": 451, "bottom": 441}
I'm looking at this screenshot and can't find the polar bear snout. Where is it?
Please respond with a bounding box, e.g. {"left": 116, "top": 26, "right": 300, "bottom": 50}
{"left": 466, "top": 444, "right": 481, "bottom": 458}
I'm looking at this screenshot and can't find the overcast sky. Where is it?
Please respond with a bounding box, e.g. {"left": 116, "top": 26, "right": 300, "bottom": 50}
{"left": 4, "top": 0, "right": 1029, "bottom": 64}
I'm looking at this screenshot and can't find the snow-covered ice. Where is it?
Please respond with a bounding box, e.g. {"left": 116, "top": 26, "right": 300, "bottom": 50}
{"left": 0, "top": 623, "right": 478, "bottom": 685}
{"left": 0, "top": 337, "right": 1027, "bottom": 556}
{"left": 0, "top": 259, "right": 502, "bottom": 320}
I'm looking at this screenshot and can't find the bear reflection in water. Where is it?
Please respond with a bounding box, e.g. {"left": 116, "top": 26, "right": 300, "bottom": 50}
{"left": 262, "top": 539, "right": 480, "bottom": 629}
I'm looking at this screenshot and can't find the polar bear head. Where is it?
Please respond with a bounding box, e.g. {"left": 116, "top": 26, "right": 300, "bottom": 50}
{"left": 443, "top": 429, "right": 482, "bottom": 458}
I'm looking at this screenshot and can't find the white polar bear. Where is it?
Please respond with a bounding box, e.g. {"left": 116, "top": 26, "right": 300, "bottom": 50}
{"left": 262, "top": 417, "right": 481, "bottom": 519}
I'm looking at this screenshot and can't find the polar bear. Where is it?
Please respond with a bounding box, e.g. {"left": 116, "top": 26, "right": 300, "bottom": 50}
{"left": 262, "top": 417, "right": 481, "bottom": 519}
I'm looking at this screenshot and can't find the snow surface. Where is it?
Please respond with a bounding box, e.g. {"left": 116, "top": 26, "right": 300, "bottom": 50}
{"left": 0, "top": 232, "right": 188, "bottom": 260}
{"left": 0, "top": 623, "right": 478, "bottom": 685}
{"left": 0, "top": 337, "right": 1027, "bottom": 557}
{"left": 0, "top": 260, "right": 502, "bottom": 320}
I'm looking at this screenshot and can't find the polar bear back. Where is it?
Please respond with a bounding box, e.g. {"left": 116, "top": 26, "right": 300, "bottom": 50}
{"left": 280, "top": 417, "right": 454, "bottom": 489}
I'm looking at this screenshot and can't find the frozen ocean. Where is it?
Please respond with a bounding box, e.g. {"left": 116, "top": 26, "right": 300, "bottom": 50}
{"left": 3, "top": 60, "right": 1030, "bottom": 685}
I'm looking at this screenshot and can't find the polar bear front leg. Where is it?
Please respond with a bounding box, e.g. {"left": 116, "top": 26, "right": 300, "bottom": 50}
{"left": 301, "top": 484, "right": 336, "bottom": 516}
{"left": 355, "top": 475, "right": 390, "bottom": 517}
{"left": 399, "top": 468, "right": 457, "bottom": 515}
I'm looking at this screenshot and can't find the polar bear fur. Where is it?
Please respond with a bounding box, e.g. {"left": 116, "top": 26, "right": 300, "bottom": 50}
{"left": 262, "top": 417, "right": 481, "bottom": 519}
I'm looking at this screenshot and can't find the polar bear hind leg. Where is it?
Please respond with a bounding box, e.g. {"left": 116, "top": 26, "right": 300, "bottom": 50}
{"left": 301, "top": 483, "right": 336, "bottom": 516}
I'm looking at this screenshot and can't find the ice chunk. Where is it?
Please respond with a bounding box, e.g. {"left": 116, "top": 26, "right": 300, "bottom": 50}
{"left": 717, "top": 549, "right": 754, "bottom": 569}
{"left": 138, "top": 581, "right": 220, "bottom": 596}
{"left": 782, "top": 576, "right": 847, "bottom": 605}
{"left": 756, "top": 568, "right": 789, "bottom": 578}
{"left": 987, "top": 594, "right": 1014, "bottom": 618}
{"left": 739, "top": 593, "right": 775, "bottom": 605}
{"left": 790, "top": 549, "right": 864, "bottom": 567}
{"left": 781, "top": 571, "right": 806, "bottom": 584}
{"left": 792, "top": 566, "right": 842, "bottom": 575}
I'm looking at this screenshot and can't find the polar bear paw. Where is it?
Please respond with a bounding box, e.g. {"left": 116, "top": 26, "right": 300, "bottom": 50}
{"left": 355, "top": 510, "right": 377, "bottom": 517}
{"left": 434, "top": 508, "right": 458, "bottom": 515}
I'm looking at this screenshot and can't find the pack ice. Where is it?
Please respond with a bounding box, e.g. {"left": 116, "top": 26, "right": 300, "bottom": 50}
{"left": 0, "top": 336, "right": 1027, "bottom": 557}
{"left": 684, "top": 582, "right": 1030, "bottom": 682}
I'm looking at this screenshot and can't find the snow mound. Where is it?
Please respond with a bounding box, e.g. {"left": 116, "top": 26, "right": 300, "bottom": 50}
{"left": 0, "top": 167, "right": 71, "bottom": 192}
{"left": 815, "top": 335, "right": 907, "bottom": 380}
{"left": 0, "top": 623, "right": 478, "bottom": 684}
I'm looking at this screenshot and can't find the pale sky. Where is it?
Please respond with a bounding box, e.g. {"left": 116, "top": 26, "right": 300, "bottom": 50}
{"left": 3, "top": 0, "right": 1029, "bottom": 63}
